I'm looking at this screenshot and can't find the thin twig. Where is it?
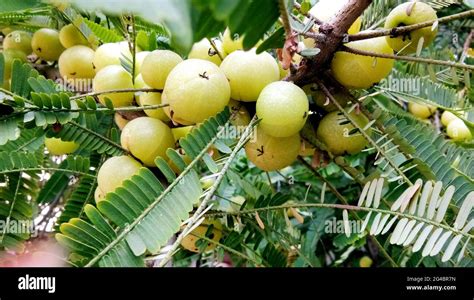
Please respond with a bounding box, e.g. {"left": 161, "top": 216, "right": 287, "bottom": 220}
{"left": 347, "top": 10, "right": 474, "bottom": 42}
{"left": 70, "top": 88, "right": 163, "bottom": 100}
{"left": 207, "top": 38, "right": 224, "bottom": 61}
{"left": 157, "top": 117, "right": 258, "bottom": 267}
{"left": 340, "top": 46, "right": 474, "bottom": 70}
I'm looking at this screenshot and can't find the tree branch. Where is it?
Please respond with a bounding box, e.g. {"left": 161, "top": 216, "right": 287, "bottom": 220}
{"left": 288, "top": 0, "right": 373, "bottom": 85}
{"left": 348, "top": 10, "right": 474, "bottom": 42}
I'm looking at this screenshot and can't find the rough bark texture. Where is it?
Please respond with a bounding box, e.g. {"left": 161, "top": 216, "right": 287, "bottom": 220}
{"left": 289, "top": 0, "right": 373, "bottom": 86}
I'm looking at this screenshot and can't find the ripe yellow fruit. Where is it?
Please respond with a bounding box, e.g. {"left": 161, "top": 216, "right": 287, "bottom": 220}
{"left": 120, "top": 117, "right": 175, "bottom": 166}
{"left": 92, "top": 42, "right": 140, "bottom": 72}
{"left": 222, "top": 28, "right": 244, "bottom": 54}
{"left": 31, "top": 28, "right": 65, "bottom": 61}
{"left": 228, "top": 99, "right": 251, "bottom": 127}
{"left": 141, "top": 50, "right": 183, "bottom": 89}
{"left": 447, "top": 119, "right": 472, "bottom": 142}
{"left": 2, "top": 49, "right": 27, "bottom": 81}
{"left": 59, "top": 24, "right": 89, "bottom": 48}
{"left": 245, "top": 127, "right": 301, "bottom": 171}
{"left": 94, "top": 187, "right": 105, "bottom": 204}
{"left": 317, "top": 110, "right": 370, "bottom": 155}
{"left": 58, "top": 45, "right": 95, "bottom": 90}
{"left": 385, "top": 2, "right": 438, "bottom": 54}
{"left": 331, "top": 36, "right": 394, "bottom": 89}
{"left": 140, "top": 93, "right": 169, "bottom": 121}
{"left": 257, "top": 81, "right": 309, "bottom": 138}
{"left": 172, "top": 126, "right": 194, "bottom": 143}
{"left": 134, "top": 51, "right": 150, "bottom": 76}
{"left": 114, "top": 113, "right": 129, "bottom": 130}
{"left": 408, "top": 103, "right": 436, "bottom": 119}
{"left": 303, "top": 0, "right": 362, "bottom": 48}
{"left": 359, "top": 256, "right": 373, "bottom": 268}
{"left": 188, "top": 38, "right": 227, "bottom": 66}
{"left": 134, "top": 74, "right": 147, "bottom": 105}
{"left": 162, "top": 59, "right": 230, "bottom": 124}
{"left": 3, "top": 30, "right": 32, "bottom": 54}
{"left": 180, "top": 220, "right": 223, "bottom": 253}
{"left": 304, "top": 85, "right": 349, "bottom": 112}
{"left": 220, "top": 50, "right": 279, "bottom": 102}
{"left": 93, "top": 65, "right": 134, "bottom": 107}
{"left": 97, "top": 156, "right": 142, "bottom": 194}
{"left": 441, "top": 111, "right": 458, "bottom": 127}
{"left": 45, "top": 137, "right": 79, "bottom": 155}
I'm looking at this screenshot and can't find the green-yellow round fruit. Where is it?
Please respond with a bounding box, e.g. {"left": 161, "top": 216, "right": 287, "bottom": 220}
{"left": 134, "top": 51, "right": 150, "bottom": 76}
{"left": 303, "top": 0, "right": 362, "bottom": 49}
{"left": 228, "top": 99, "right": 251, "bottom": 127}
{"left": 31, "top": 28, "right": 65, "bottom": 61}
{"left": 359, "top": 256, "right": 373, "bottom": 268}
{"left": 97, "top": 156, "right": 142, "bottom": 194}
{"left": 3, "top": 30, "right": 32, "bottom": 54}
{"left": 220, "top": 49, "right": 279, "bottom": 102}
{"left": 94, "top": 187, "right": 106, "bottom": 204}
{"left": 385, "top": 2, "right": 438, "bottom": 54}
{"left": 304, "top": 85, "right": 349, "bottom": 112}
{"left": 172, "top": 126, "right": 194, "bottom": 143}
{"left": 134, "top": 74, "right": 147, "bottom": 106}
{"left": 114, "top": 113, "right": 129, "bottom": 130}
{"left": 408, "top": 103, "right": 436, "bottom": 119}
{"left": 331, "top": 36, "right": 394, "bottom": 89}
{"left": 257, "top": 81, "right": 309, "bottom": 138}
{"left": 92, "top": 65, "right": 134, "bottom": 107}
{"left": 441, "top": 111, "right": 458, "bottom": 127}
{"left": 222, "top": 28, "right": 244, "bottom": 54}
{"left": 245, "top": 127, "right": 301, "bottom": 171}
{"left": 92, "top": 43, "right": 121, "bottom": 72}
{"left": 59, "top": 24, "right": 89, "bottom": 48}
{"left": 92, "top": 42, "right": 140, "bottom": 72}
{"left": 447, "top": 119, "right": 472, "bottom": 142}
{"left": 139, "top": 91, "right": 169, "bottom": 121}
{"left": 120, "top": 117, "right": 175, "bottom": 166}
{"left": 2, "top": 49, "right": 27, "bottom": 81}
{"left": 45, "top": 137, "right": 79, "bottom": 155}
{"left": 141, "top": 50, "right": 183, "bottom": 89}
{"left": 317, "top": 110, "right": 370, "bottom": 155}
{"left": 58, "top": 45, "right": 95, "bottom": 90}
{"left": 189, "top": 38, "right": 227, "bottom": 66}
{"left": 180, "top": 220, "right": 223, "bottom": 253}
{"left": 162, "top": 59, "right": 230, "bottom": 124}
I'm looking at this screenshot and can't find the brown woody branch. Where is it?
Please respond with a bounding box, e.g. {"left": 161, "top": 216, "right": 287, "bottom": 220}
{"left": 288, "top": 0, "right": 373, "bottom": 85}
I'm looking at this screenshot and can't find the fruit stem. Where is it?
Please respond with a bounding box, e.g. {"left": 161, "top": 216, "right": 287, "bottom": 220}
{"left": 347, "top": 9, "right": 474, "bottom": 42}
{"left": 207, "top": 38, "right": 224, "bottom": 61}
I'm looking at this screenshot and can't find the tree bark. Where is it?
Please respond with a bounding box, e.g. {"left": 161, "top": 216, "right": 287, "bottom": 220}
{"left": 289, "top": 0, "right": 373, "bottom": 86}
